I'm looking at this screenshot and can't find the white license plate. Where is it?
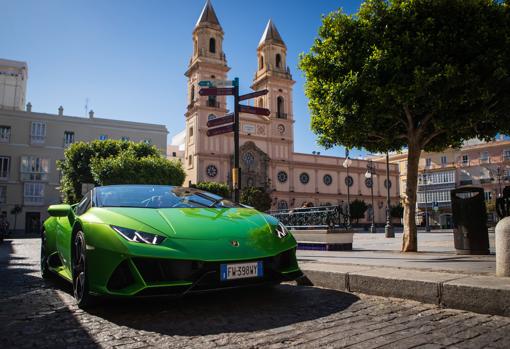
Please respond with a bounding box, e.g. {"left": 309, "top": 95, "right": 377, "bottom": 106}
{"left": 220, "top": 261, "right": 263, "bottom": 281}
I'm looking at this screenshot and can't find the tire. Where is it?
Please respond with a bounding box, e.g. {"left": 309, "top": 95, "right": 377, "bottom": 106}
{"left": 72, "top": 231, "right": 95, "bottom": 308}
{"left": 40, "top": 231, "right": 50, "bottom": 279}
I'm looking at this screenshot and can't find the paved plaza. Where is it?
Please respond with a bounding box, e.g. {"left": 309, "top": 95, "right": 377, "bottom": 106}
{"left": 2, "top": 237, "right": 510, "bottom": 348}
{"left": 298, "top": 231, "right": 496, "bottom": 275}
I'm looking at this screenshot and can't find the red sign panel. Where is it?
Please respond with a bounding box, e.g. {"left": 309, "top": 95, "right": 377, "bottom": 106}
{"left": 239, "top": 89, "right": 269, "bottom": 101}
{"left": 199, "top": 87, "right": 235, "bottom": 96}
{"left": 207, "top": 113, "right": 234, "bottom": 128}
{"left": 239, "top": 104, "right": 271, "bottom": 116}
{"left": 206, "top": 124, "right": 234, "bottom": 137}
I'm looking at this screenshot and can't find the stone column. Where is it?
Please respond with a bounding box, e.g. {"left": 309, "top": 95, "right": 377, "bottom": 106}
{"left": 496, "top": 217, "right": 510, "bottom": 277}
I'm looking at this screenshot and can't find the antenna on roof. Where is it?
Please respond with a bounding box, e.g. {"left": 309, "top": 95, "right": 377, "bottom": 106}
{"left": 84, "top": 98, "right": 89, "bottom": 117}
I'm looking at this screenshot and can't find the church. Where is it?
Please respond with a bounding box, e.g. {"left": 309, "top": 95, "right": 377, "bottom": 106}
{"left": 182, "top": 1, "right": 399, "bottom": 222}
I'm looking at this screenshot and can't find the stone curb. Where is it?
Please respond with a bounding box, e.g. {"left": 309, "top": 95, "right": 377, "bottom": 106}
{"left": 300, "top": 262, "right": 510, "bottom": 317}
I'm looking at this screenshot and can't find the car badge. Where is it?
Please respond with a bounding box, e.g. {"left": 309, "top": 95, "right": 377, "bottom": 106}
{"left": 230, "top": 240, "right": 240, "bottom": 247}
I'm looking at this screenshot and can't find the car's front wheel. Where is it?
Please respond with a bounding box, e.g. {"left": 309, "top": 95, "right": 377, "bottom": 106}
{"left": 72, "top": 231, "right": 95, "bottom": 308}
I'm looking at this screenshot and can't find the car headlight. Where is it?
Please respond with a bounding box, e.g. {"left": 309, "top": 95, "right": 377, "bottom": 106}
{"left": 111, "top": 226, "right": 165, "bottom": 245}
{"left": 275, "top": 222, "right": 290, "bottom": 239}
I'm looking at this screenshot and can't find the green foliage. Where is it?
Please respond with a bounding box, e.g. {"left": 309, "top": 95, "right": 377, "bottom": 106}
{"left": 390, "top": 203, "right": 404, "bottom": 218}
{"left": 349, "top": 199, "right": 368, "bottom": 223}
{"left": 299, "top": 0, "right": 510, "bottom": 250}
{"left": 240, "top": 187, "right": 272, "bottom": 212}
{"left": 299, "top": 0, "right": 510, "bottom": 153}
{"left": 58, "top": 140, "right": 177, "bottom": 203}
{"left": 90, "top": 152, "right": 185, "bottom": 187}
{"left": 192, "top": 182, "right": 231, "bottom": 198}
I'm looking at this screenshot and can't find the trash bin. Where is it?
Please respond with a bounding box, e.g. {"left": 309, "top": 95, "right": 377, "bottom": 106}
{"left": 451, "top": 187, "right": 490, "bottom": 255}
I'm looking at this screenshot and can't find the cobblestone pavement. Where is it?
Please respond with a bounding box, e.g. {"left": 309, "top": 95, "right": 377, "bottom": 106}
{"left": 1, "top": 238, "right": 510, "bottom": 349}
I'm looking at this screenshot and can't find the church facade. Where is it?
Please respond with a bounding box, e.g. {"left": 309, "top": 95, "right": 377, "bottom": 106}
{"left": 183, "top": 1, "right": 399, "bottom": 223}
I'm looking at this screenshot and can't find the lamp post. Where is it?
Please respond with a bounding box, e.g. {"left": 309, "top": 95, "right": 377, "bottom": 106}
{"left": 365, "top": 160, "right": 376, "bottom": 234}
{"left": 343, "top": 149, "right": 352, "bottom": 229}
{"left": 423, "top": 170, "right": 431, "bottom": 232}
{"left": 384, "top": 152, "right": 394, "bottom": 238}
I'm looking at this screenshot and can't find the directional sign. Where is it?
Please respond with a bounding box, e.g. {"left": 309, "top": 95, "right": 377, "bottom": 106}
{"left": 198, "top": 80, "right": 212, "bottom": 87}
{"left": 207, "top": 123, "right": 234, "bottom": 137}
{"left": 199, "top": 87, "right": 235, "bottom": 96}
{"left": 239, "top": 89, "right": 269, "bottom": 101}
{"left": 239, "top": 104, "right": 271, "bottom": 116}
{"left": 207, "top": 113, "right": 234, "bottom": 128}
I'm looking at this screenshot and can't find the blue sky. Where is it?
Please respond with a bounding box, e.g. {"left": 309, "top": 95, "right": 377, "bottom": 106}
{"left": 1, "top": 0, "right": 366, "bottom": 158}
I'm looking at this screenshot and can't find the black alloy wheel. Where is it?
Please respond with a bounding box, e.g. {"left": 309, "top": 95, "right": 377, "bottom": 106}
{"left": 72, "top": 231, "right": 94, "bottom": 308}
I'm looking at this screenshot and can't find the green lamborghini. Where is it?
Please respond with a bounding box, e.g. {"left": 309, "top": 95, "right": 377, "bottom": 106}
{"left": 41, "top": 185, "right": 302, "bottom": 307}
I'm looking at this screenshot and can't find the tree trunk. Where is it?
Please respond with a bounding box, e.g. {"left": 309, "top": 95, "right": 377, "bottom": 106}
{"left": 402, "top": 140, "right": 421, "bottom": 252}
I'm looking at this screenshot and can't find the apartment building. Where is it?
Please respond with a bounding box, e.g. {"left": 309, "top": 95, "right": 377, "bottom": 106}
{"left": 387, "top": 137, "right": 510, "bottom": 227}
{"left": 0, "top": 59, "right": 168, "bottom": 233}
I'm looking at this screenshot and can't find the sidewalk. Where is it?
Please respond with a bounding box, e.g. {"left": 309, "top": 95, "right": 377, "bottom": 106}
{"left": 297, "top": 232, "right": 510, "bottom": 317}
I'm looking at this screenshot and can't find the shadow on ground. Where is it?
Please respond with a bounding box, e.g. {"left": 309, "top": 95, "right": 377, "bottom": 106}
{"left": 86, "top": 285, "right": 360, "bottom": 336}
{"left": 0, "top": 239, "right": 100, "bottom": 348}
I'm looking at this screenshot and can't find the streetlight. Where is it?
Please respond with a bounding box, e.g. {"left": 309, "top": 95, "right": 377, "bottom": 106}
{"left": 365, "top": 160, "right": 376, "bottom": 234}
{"left": 384, "top": 152, "right": 394, "bottom": 238}
{"left": 488, "top": 166, "right": 504, "bottom": 198}
{"left": 423, "top": 170, "right": 431, "bottom": 232}
{"left": 343, "top": 149, "right": 352, "bottom": 229}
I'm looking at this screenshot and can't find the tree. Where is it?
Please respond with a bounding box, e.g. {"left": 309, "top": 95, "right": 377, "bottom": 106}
{"left": 90, "top": 152, "right": 185, "bottom": 187}
{"left": 10, "top": 205, "right": 22, "bottom": 233}
{"left": 299, "top": 0, "right": 510, "bottom": 251}
{"left": 240, "top": 187, "right": 272, "bottom": 212}
{"left": 390, "top": 203, "right": 404, "bottom": 219}
{"left": 192, "top": 182, "right": 230, "bottom": 198}
{"left": 349, "top": 199, "right": 368, "bottom": 224}
{"left": 58, "top": 140, "right": 175, "bottom": 203}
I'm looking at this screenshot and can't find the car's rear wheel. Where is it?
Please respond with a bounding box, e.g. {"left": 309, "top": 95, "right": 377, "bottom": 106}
{"left": 73, "top": 231, "right": 95, "bottom": 308}
{"left": 40, "top": 230, "right": 50, "bottom": 279}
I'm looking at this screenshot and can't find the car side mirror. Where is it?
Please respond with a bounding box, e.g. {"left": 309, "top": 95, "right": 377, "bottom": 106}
{"left": 48, "top": 204, "right": 72, "bottom": 217}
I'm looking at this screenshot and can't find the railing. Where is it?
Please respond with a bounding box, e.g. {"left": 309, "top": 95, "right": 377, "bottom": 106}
{"left": 267, "top": 205, "right": 349, "bottom": 231}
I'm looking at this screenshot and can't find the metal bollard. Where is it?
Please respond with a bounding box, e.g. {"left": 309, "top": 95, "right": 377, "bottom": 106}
{"left": 496, "top": 217, "right": 510, "bottom": 277}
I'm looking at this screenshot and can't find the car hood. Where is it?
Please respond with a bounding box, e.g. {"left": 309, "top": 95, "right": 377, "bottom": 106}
{"left": 87, "top": 207, "right": 276, "bottom": 240}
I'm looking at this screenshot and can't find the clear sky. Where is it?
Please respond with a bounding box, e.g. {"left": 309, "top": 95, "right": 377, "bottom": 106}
{"left": 1, "top": 0, "right": 367, "bottom": 158}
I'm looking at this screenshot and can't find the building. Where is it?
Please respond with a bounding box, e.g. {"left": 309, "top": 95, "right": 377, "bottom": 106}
{"left": 387, "top": 137, "right": 510, "bottom": 227}
{"left": 181, "top": 1, "right": 400, "bottom": 220}
{"left": 0, "top": 59, "right": 168, "bottom": 233}
{"left": 167, "top": 130, "right": 185, "bottom": 162}
{"left": 0, "top": 58, "right": 27, "bottom": 111}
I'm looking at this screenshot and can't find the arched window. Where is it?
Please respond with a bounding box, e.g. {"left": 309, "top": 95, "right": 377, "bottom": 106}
{"left": 276, "top": 54, "right": 281, "bottom": 68}
{"left": 189, "top": 127, "right": 193, "bottom": 137}
{"left": 277, "top": 96, "right": 285, "bottom": 118}
{"left": 209, "top": 38, "right": 216, "bottom": 53}
{"left": 208, "top": 95, "right": 217, "bottom": 107}
{"left": 194, "top": 40, "right": 198, "bottom": 55}
{"left": 190, "top": 85, "right": 195, "bottom": 104}
{"left": 258, "top": 98, "right": 264, "bottom": 107}
{"left": 259, "top": 55, "right": 264, "bottom": 70}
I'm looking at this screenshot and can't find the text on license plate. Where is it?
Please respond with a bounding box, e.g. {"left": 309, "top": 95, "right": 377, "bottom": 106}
{"left": 220, "top": 261, "right": 263, "bottom": 280}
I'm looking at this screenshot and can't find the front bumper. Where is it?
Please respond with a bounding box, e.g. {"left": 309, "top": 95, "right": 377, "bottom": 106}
{"left": 95, "top": 248, "right": 302, "bottom": 297}
{"left": 83, "top": 222, "right": 301, "bottom": 297}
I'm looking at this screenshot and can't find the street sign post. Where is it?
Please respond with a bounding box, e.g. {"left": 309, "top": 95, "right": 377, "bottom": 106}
{"left": 239, "top": 104, "right": 271, "bottom": 116}
{"left": 199, "top": 87, "right": 235, "bottom": 96}
{"left": 207, "top": 113, "right": 233, "bottom": 128}
{"left": 206, "top": 124, "right": 234, "bottom": 137}
{"left": 200, "top": 77, "right": 271, "bottom": 203}
{"left": 239, "top": 89, "right": 269, "bottom": 101}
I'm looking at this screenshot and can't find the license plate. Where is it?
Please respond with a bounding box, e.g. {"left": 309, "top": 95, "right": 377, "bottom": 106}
{"left": 220, "top": 261, "right": 263, "bottom": 281}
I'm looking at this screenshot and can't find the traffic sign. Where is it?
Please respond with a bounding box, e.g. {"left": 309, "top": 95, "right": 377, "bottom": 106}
{"left": 199, "top": 87, "right": 235, "bottom": 96}
{"left": 239, "top": 89, "right": 269, "bottom": 101}
{"left": 239, "top": 104, "right": 271, "bottom": 116}
{"left": 207, "top": 124, "right": 234, "bottom": 137}
{"left": 207, "top": 113, "right": 234, "bottom": 127}
{"left": 199, "top": 79, "right": 237, "bottom": 88}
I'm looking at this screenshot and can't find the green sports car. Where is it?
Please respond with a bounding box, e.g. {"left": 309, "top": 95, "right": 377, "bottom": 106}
{"left": 41, "top": 185, "right": 302, "bottom": 307}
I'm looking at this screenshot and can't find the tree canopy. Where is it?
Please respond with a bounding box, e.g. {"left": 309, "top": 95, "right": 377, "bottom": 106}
{"left": 299, "top": 0, "right": 510, "bottom": 251}
{"left": 240, "top": 187, "right": 272, "bottom": 212}
{"left": 58, "top": 140, "right": 184, "bottom": 203}
{"left": 349, "top": 199, "right": 368, "bottom": 224}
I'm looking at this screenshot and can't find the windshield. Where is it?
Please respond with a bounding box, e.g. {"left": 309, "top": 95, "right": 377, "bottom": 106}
{"left": 95, "top": 185, "right": 241, "bottom": 209}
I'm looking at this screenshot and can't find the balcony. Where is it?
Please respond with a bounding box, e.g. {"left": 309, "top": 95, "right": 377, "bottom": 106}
{"left": 30, "top": 135, "right": 45, "bottom": 145}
